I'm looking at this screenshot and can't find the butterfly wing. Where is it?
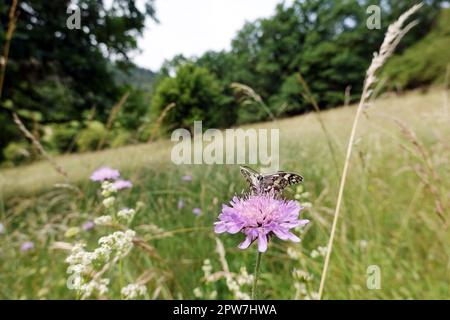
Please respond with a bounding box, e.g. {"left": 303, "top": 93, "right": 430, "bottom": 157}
{"left": 261, "top": 171, "right": 304, "bottom": 194}
{"left": 240, "top": 166, "right": 262, "bottom": 194}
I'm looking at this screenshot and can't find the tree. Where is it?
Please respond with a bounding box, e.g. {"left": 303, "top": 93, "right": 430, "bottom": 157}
{"left": 151, "top": 63, "right": 235, "bottom": 131}
{"left": 0, "top": 0, "right": 156, "bottom": 157}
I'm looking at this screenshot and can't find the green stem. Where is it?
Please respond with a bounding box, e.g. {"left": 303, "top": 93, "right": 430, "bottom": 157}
{"left": 251, "top": 251, "right": 262, "bottom": 300}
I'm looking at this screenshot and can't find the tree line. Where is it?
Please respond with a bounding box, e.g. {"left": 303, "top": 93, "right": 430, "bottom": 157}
{"left": 0, "top": 0, "right": 448, "bottom": 165}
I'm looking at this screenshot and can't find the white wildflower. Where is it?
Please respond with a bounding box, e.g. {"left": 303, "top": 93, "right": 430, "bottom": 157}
{"left": 287, "top": 247, "right": 301, "bottom": 259}
{"left": 311, "top": 246, "right": 327, "bottom": 259}
{"left": 359, "top": 240, "right": 368, "bottom": 249}
{"left": 80, "top": 278, "right": 110, "bottom": 299}
{"left": 94, "top": 215, "right": 113, "bottom": 226}
{"left": 121, "top": 283, "right": 147, "bottom": 300}
{"left": 236, "top": 267, "right": 253, "bottom": 286}
{"left": 209, "top": 291, "right": 218, "bottom": 299}
{"left": 193, "top": 287, "right": 203, "bottom": 298}
{"left": 117, "top": 208, "right": 136, "bottom": 224}
{"left": 102, "top": 197, "right": 115, "bottom": 208}
{"left": 292, "top": 268, "right": 313, "bottom": 281}
{"left": 98, "top": 230, "right": 135, "bottom": 258}
{"left": 101, "top": 181, "right": 117, "bottom": 197}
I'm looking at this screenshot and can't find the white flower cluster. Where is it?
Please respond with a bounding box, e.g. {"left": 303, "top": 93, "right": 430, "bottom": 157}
{"left": 193, "top": 287, "right": 217, "bottom": 299}
{"left": 101, "top": 181, "right": 118, "bottom": 197}
{"left": 292, "top": 268, "right": 313, "bottom": 282}
{"left": 294, "top": 282, "right": 320, "bottom": 300}
{"left": 94, "top": 215, "right": 112, "bottom": 226}
{"left": 103, "top": 197, "right": 115, "bottom": 208}
{"left": 310, "top": 246, "right": 327, "bottom": 259}
{"left": 202, "top": 259, "right": 213, "bottom": 282}
{"left": 98, "top": 230, "right": 136, "bottom": 258}
{"left": 65, "top": 174, "right": 145, "bottom": 300}
{"left": 66, "top": 230, "right": 136, "bottom": 299}
{"left": 294, "top": 185, "right": 312, "bottom": 208}
{"left": 121, "top": 283, "right": 147, "bottom": 300}
{"left": 201, "top": 259, "right": 253, "bottom": 300}
{"left": 79, "top": 278, "right": 110, "bottom": 299}
{"left": 117, "top": 208, "right": 136, "bottom": 224}
{"left": 287, "top": 247, "right": 301, "bottom": 259}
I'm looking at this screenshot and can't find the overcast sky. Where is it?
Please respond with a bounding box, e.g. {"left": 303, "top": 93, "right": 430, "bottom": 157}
{"left": 131, "top": 0, "right": 293, "bottom": 71}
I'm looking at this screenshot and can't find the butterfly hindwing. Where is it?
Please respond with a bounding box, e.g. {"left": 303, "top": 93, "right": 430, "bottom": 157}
{"left": 261, "top": 171, "right": 304, "bottom": 193}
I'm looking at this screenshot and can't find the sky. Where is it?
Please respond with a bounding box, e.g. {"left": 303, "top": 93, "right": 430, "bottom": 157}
{"left": 131, "top": 0, "right": 293, "bottom": 71}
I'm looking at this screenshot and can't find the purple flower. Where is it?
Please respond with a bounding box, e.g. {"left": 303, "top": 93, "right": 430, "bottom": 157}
{"left": 0, "top": 223, "right": 4, "bottom": 234}
{"left": 214, "top": 194, "right": 309, "bottom": 252}
{"left": 192, "top": 208, "right": 202, "bottom": 215}
{"left": 178, "top": 199, "right": 185, "bottom": 209}
{"left": 20, "top": 241, "right": 34, "bottom": 252}
{"left": 112, "top": 179, "right": 133, "bottom": 190}
{"left": 182, "top": 175, "right": 193, "bottom": 182}
{"left": 82, "top": 221, "right": 95, "bottom": 231}
{"left": 90, "top": 167, "right": 120, "bottom": 182}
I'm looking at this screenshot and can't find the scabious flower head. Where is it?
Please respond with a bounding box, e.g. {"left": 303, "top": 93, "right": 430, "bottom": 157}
{"left": 112, "top": 179, "right": 133, "bottom": 190}
{"left": 192, "top": 208, "right": 202, "bottom": 215}
{"left": 214, "top": 193, "right": 309, "bottom": 252}
{"left": 20, "top": 241, "right": 34, "bottom": 252}
{"left": 90, "top": 167, "right": 120, "bottom": 182}
{"left": 182, "top": 175, "right": 193, "bottom": 181}
{"left": 82, "top": 221, "right": 95, "bottom": 231}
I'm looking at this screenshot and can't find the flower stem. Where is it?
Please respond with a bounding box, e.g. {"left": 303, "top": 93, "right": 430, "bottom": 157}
{"left": 251, "top": 251, "right": 262, "bottom": 300}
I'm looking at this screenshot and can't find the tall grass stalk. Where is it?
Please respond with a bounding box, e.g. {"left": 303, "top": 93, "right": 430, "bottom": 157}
{"left": 97, "top": 91, "right": 130, "bottom": 150}
{"left": 147, "top": 102, "right": 176, "bottom": 143}
{"left": 296, "top": 72, "right": 341, "bottom": 178}
{"left": 317, "top": 3, "right": 423, "bottom": 299}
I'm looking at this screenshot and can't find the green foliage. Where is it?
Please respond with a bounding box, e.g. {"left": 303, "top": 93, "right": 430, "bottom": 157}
{"left": 383, "top": 9, "right": 450, "bottom": 90}
{"left": 3, "top": 141, "right": 32, "bottom": 165}
{"left": 110, "top": 130, "right": 133, "bottom": 148}
{"left": 0, "top": 0, "right": 156, "bottom": 157}
{"left": 46, "top": 122, "right": 80, "bottom": 153}
{"left": 151, "top": 63, "right": 235, "bottom": 130}
{"left": 114, "top": 89, "right": 151, "bottom": 131}
{"left": 76, "top": 121, "right": 107, "bottom": 152}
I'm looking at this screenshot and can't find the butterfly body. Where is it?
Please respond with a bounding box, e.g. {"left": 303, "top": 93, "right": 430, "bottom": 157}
{"left": 239, "top": 166, "right": 303, "bottom": 196}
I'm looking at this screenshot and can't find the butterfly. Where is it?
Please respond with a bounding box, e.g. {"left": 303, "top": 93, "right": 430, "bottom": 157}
{"left": 239, "top": 165, "right": 303, "bottom": 195}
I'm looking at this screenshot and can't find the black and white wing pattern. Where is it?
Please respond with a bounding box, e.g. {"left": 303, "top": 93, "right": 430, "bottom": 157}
{"left": 240, "top": 165, "right": 303, "bottom": 195}
{"left": 239, "top": 165, "right": 263, "bottom": 195}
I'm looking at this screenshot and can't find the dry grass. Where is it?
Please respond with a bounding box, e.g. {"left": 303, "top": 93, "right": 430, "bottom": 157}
{"left": 1, "top": 88, "right": 447, "bottom": 197}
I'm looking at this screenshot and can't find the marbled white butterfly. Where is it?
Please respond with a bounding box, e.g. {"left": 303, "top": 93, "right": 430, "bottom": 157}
{"left": 239, "top": 165, "right": 303, "bottom": 195}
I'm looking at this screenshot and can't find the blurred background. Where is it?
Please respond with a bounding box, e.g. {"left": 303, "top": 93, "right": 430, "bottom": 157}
{"left": 0, "top": 0, "right": 448, "bottom": 300}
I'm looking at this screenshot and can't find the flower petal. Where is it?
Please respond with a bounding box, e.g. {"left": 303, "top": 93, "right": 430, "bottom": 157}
{"left": 214, "top": 223, "right": 227, "bottom": 234}
{"left": 238, "top": 235, "right": 253, "bottom": 250}
{"left": 257, "top": 234, "right": 268, "bottom": 252}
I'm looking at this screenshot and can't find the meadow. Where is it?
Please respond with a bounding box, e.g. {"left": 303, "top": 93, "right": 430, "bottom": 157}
{"left": 0, "top": 87, "right": 448, "bottom": 299}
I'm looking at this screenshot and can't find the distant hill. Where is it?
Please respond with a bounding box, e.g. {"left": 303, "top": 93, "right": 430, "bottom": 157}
{"left": 383, "top": 9, "right": 450, "bottom": 90}
{"left": 114, "top": 65, "right": 157, "bottom": 90}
